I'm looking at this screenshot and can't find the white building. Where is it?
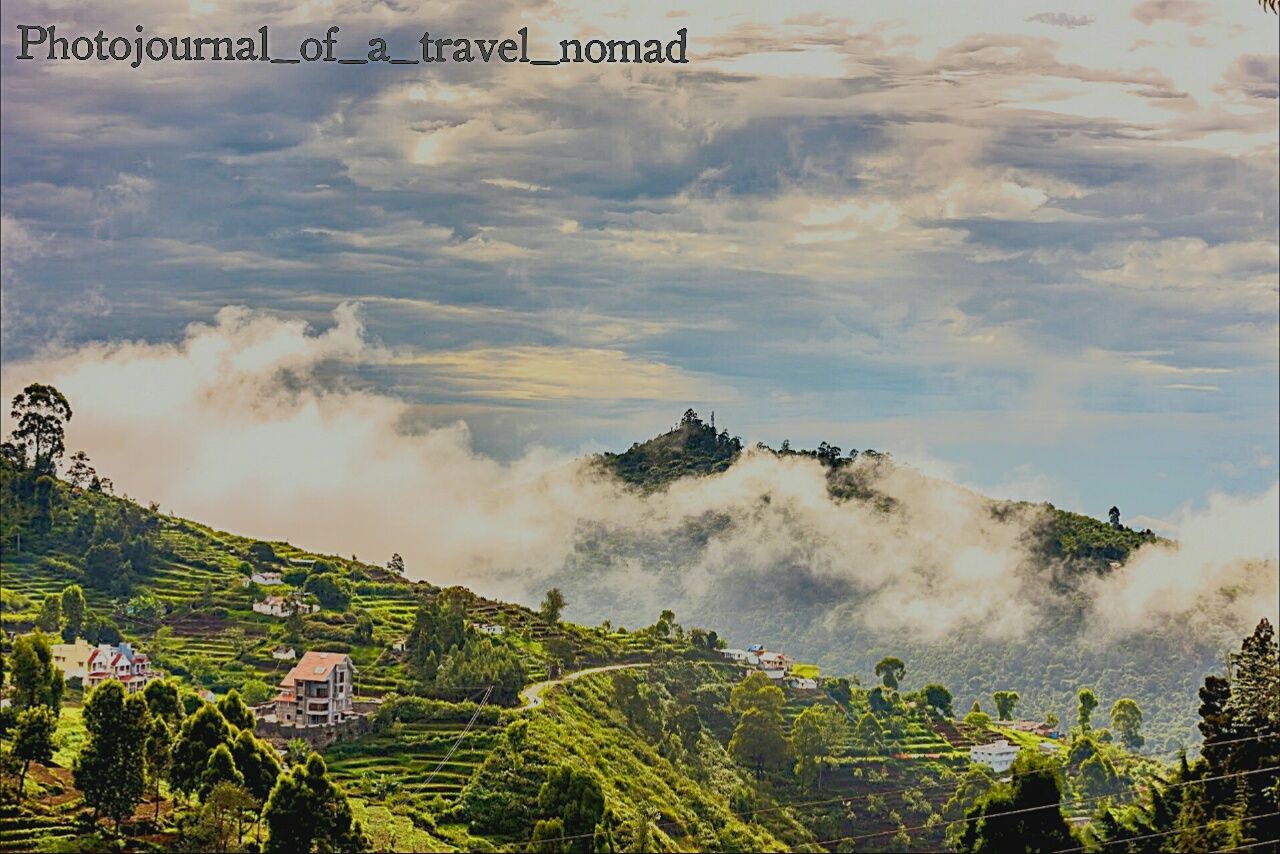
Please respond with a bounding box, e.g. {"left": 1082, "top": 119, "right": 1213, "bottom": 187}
{"left": 474, "top": 623, "right": 505, "bottom": 636}
{"left": 85, "top": 642, "right": 160, "bottom": 693}
{"left": 718, "top": 648, "right": 751, "bottom": 663}
{"left": 786, "top": 676, "right": 819, "bottom": 691}
{"left": 1038, "top": 741, "right": 1061, "bottom": 755}
{"left": 253, "top": 596, "right": 317, "bottom": 618}
{"left": 272, "top": 646, "right": 297, "bottom": 661}
{"left": 970, "top": 740, "right": 1021, "bottom": 773}
{"left": 242, "top": 571, "right": 284, "bottom": 587}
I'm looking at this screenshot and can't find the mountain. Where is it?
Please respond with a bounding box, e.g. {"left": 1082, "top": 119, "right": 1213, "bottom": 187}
{"left": 1, "top": 413, "right": 1276, "bottom": 853}
{"left": 538, "top": 410, "right": 1260, "bottom": 750}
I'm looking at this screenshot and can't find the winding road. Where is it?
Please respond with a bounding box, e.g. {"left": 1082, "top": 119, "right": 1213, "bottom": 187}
{"left": 518, "top": 662, "right": 650, "bottom": 710}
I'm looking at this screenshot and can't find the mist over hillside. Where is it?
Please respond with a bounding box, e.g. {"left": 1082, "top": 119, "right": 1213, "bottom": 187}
{"left": 2, "top": 307, "right": 1274, "bottom": 750}
{"left": 533, "top": 413, "right": 1279, "bottom": 748}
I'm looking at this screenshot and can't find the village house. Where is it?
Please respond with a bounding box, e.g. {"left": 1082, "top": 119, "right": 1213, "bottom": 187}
{"left": 970, "top": 739, "right": 1021, "bottom": 773}
{"left": 786, "top": 675, "right": 819, "bottom": 691}
{"left": 473, "top": 623, "right": 506, "bottom": 636}
{"left": 51, "top": 637, "right": 96, "bottom": 681}
{"left": 391, "top": 637, "right": 406, "bottom": 653}
{"left": 717, "top": 648, "right": 751, "bottom": 663}
{"left": 241, "top": 571, "right": 285, "bottom": 587}
{"left": 271, "top": 646, "right": 297, "bottom": 661}
{"left": 1004, "top": 720, "right": 1060, "bottom": 738}
{"left": 253, "top": 595, "right": 318, "bottom": 618}
{"left": 84, "top": 641, "right": 159, "bottom": 693}
{"left": 273, "top": 650, "right": 357, "bottom": 727}
{"left": 758, "top": 651, "right": 793, "bottom": 671}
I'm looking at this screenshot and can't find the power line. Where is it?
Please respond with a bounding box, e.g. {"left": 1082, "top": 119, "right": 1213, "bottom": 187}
{"left": 420, "top": 685, "right": 493, "bottom": 790}
{"left": 1055, "top": 810, "right": 1280, "bottom": 853}
{"left": 728, "top": 731, "right": 1280, "bottom": 822}
{"left": 808, "top": 765, "right": 1279, "bottom": 848}
{"left": 490, "top": 752, "right": 1280, "bottom": 851}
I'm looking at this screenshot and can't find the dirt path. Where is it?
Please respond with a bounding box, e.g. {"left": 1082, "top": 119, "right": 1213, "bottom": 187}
{"left": 518, "top": 662, "right": 650, "bottom": 710}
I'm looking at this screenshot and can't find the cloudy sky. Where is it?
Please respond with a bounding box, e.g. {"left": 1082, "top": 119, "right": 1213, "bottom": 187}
{"left": 1, "top": 0, "right": 1277, "bottom": 529}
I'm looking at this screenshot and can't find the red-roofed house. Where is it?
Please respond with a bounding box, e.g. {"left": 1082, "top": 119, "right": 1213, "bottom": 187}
{"left": 85, "top": 642, "right": 158, "bottom": 693}
{"left": 273, "top": 651, "right": 356, "bottom": 726}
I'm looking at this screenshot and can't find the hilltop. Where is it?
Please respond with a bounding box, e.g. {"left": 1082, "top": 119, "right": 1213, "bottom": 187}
{"left": 559, "top": 410, "right": 1223, "bottom": 749}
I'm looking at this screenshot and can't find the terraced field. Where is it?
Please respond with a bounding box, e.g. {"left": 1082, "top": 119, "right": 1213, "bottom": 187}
{"left": 0, "top": 803, "right": 80, "bottom": 854}
{"left": 324, "top": 717, "right": 506, "bottom": 806}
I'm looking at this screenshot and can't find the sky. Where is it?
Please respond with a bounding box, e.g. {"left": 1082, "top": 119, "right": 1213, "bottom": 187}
{"left": 1, "top": 0, "right": 1277, "bottom": 532}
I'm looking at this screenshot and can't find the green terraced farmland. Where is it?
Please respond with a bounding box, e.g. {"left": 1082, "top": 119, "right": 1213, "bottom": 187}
{"left": 324, "top": 718, "right": 505, "bottom": 806}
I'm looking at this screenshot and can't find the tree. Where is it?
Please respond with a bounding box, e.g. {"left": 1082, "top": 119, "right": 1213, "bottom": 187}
{"left": 9, "top": 383, "right": 72, "bottom": 475}
{"left": 145, "top": 717, "right": 173, "bottom": 821}
{"left": 875, "top": 656, "right": 906, "bottom": 689}
{"left": 247, "top": 542, "right": 278, "bottom": 564}
{"left": 302, "top": 572, "right": 351, "bottom": 610}
{"left": 60, "top": 584, "right": 87, "bottom": 642}
{"left": 85, "top": 541, "right": 130, "bottom": 593}
{"left": 923, "top": 684, "right": 954, "bottom": 718}
{"left": 217, "top": 690, "right": 256, "bottom": 731}
{"left": 9, "top": 632, "right": 63, "bottom": 711}
{"left": 536, "top": 765, "right": 606, "bottom": 852}
{"left": 171, "top": 703, "right": 235, "bottom": 798}
{"left": 1108, "top": 506, "right": 1121, "bottom": 528}
{"left": 957, "top": 751, "right": 1074, "bottom": 853}
{"left": 200, "top": 743, "right": 245, "bottom": 800}
{"left": 1078, "top": 688, "right": 1099, "bottom": 731}
{"left": 529, "top": 817, "right": 567, "bottom": 853}
{"left": 730, "top": 707, "right": 791, "bottom": 780}
{"left": 825, "top": 677, "right": 853, "bottom": 707}
{"left": 854, "top": 712, "right": 885, "bottom": 752}
{"left": 262, "top": 753, "right": 363, "bottom": 853}
{"left": 1109, "top": 698, "right": 1144, "bottom": 751}
{"left": 202, "top": 781, "right": 261, "bottom": 852}
{"left": 239, "top": 679, "right": 273, "bottom": 706}
{"left": 386, "top": 553, "right": 405, "bottom": 575}
{"left": 12, "top": 705, "right": 57, "bottom": 792}
{"left": 230, "top": 728, "right": 282, "bottom": 803}
{"left": 539, "top": 588, "right": 566, "bottom": 625}
{"left": 731, "top": 671, "right": 786, "bottom": 717}
{"left": 143, "top": 678, "right": 184, "bottom": 724}
{"left": 792, "top": 704, "right": 843, "bottom": 789}
{"left": 75, "top": 680, "right": 152, "bottom": 829}
{"left": 964, "top": 709, "right": 992, "bottom": 732}
{"left": 66, "top": 451, "right": 96, "bottom": 488}
{"left": 35, "top": 594, "right": 62, "bottom": 633}
{"left": 993, "top": 690, "right": 1020, "bottom": 721}
{"left": 435, "top": 637, "right": 528, "bottom": 705}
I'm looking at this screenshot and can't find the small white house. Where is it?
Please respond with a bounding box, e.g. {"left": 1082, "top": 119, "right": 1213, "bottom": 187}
{"left": 253, "top": 596, "right": 317, "bottom": 618}
{"left": 971, "top": 740, "right": 1021, "bottom": 773}
{"left": 272, "top": 646, "right": 297, "bottom": 661}
{"left": 242, "top": 571, "right": 284, "bottom": 587}
{"left": 762, "top": 669, "right": 787, "bottom": 681}
{"left": 1038, "top": 741, "right": 1061, "bottom": 755}
{"left": 718, "top": 648, "right": 751, "bottom": 663}
{"left": 474, "top": 623, "right": 505, "bottom": 636}
{"left": 786, "top": 676, "right": 819, "bottom": 691}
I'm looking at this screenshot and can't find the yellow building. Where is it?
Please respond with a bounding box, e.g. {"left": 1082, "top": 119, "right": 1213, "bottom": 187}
{"left": 50, "top": 637, "right": 95, "bottom": 681}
